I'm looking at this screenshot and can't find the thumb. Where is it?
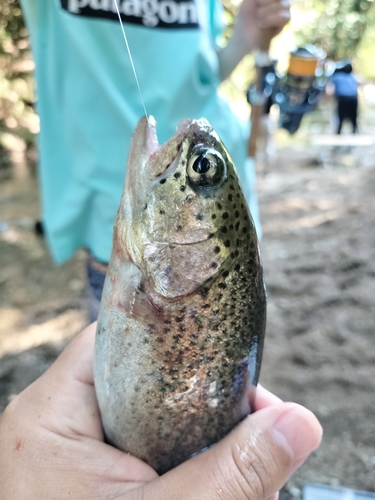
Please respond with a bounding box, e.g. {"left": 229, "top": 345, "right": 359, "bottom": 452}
{"left": 140, "top": 402, "right": 322, "bottom": 500}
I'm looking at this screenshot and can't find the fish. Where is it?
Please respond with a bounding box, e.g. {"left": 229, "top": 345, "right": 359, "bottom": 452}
{"left": 94, "top": 116, "right": 267, "bottom": 474}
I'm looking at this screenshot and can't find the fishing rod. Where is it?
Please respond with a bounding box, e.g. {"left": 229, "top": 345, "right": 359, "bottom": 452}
{"left": 247, "top": 28, "right": 274, "bottom": 160}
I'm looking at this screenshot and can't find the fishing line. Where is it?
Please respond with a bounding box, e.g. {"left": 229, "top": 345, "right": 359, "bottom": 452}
{"left": 113, "top": 0, "right": 150, "bottom": 125}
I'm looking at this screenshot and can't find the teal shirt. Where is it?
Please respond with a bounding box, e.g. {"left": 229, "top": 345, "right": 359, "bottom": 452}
{"left": 21, "top": 0, "right": 260, "bottom": 262}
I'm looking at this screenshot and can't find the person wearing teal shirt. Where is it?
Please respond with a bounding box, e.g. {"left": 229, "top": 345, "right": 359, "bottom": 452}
{"left": 20, "top": 0, "right": 290, "bottom": 319}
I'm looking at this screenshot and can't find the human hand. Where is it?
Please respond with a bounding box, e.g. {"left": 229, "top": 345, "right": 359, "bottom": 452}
{"left": 238, "top": 0, "right": 291, "bottom": 49}
{"left": 218, "top": 0, "right": 291, "bottom": 79}
{"left": 0, "top": 323, "right": 322, "bottom": 500}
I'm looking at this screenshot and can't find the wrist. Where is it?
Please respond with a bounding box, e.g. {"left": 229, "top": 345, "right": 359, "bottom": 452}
{"left": 232, "top": 16, "right": 257, "bottom": 54}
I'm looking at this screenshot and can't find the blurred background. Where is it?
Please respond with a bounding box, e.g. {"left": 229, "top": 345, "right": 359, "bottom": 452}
{"left": 1, "top": 1, "right": 375, "bottom": 498}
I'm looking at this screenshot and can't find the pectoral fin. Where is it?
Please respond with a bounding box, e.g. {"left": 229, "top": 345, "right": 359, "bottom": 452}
{"left": 144, "top": 237, "right": 230, "bottom": 299}
{"left": 105, "top": 255, "right": 163, "bottom": 325}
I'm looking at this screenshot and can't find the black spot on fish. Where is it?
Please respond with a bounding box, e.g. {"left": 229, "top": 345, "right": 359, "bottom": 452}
{"left": 212, "top": 214, "right": 217, "bottom": 220}
{"left": 214, "top": 246, "right": 220, "bottom": 254}
{"left": 216, "top": 202, "right": 222, "bottom": 210}
{"left": 180, "top": 186, "right": 186, "bottom": 192}
{"left": 228, "top": 194, "right": 233, "bottom": 201}
{"left": 230, "top": 184, "right": 235, "bottom": 190}
{"left": 235, "top": 210, "right": 240, "bottom": 218}
{"left": 176, "top": 225, "right": 183, "bottom": 231}
{"left": 174, "top": 172, "right": 181, "bottom": 179}
{"left": 224, "top": 240, "right": 231, "bottom": 248}
{"left": 143, "top": 204, "right": 148, "bottom": 210}
{"left": 235, "top": 221, "right": 240, "bottom": 231}
{"left": 208, "top": 233, "right": 215, "bottom": 239}
{"left": 242, "top": 227, "right": 248, "bottom": 234}
{"left": 211, "top": 262, "right": 218, "bottom": 268}
{"left": 220, "top": 226, "right": 227, "bottom": 233}
{"left": 229, "top": 224, "right": 234, "bottom": 230}
{"left": 222, "top": 212, "right": 229, "bottom": 219}
{"left": 218, "top": 282, "right": 227, "bottom": 289}
{"left": 160, "top": 209, "right": 165, "bottom": 215}
{"left": 160, "top": 178, "right": 167, "bottom": 184}
{"left": 196, "top": 214, "right": 204, "bottom": 221}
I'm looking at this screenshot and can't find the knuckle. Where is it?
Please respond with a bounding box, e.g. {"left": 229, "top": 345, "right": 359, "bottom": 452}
{"left": 230, "top": 443, "right": 268, "bottom": 499}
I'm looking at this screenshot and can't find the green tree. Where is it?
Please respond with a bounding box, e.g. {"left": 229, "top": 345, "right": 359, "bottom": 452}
{"left": 0, "top": 0, "right": 26, "bottom": 51}
{"left": 294, "top": 0, "right": 375, "bottom": 60}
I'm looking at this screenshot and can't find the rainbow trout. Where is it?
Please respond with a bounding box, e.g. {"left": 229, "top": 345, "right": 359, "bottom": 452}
{"left": 94, "top": 116, "right": 266, "bottom": 474}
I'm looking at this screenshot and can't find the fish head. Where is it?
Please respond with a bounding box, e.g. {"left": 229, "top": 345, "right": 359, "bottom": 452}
{"left": 115, "top": 116, "right": 257, "bottom": 300}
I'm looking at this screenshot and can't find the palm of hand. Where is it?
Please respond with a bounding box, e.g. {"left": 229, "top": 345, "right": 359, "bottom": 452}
{"left": 1, "top": 326, "right": 158, "bottom": 499}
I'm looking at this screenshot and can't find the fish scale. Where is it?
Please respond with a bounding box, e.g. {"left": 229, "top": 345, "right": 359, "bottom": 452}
{"left": 94, "top": 116, "right": 266, "bottom": 474}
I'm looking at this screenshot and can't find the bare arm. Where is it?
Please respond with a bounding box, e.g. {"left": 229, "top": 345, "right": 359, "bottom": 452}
{"left": 217, "top": 0, "right": 291, "bottom": 80}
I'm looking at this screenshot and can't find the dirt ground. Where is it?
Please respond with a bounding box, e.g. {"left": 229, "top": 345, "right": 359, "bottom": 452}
{"left": 0, "top": 96, "right": 375, "bottom": 498}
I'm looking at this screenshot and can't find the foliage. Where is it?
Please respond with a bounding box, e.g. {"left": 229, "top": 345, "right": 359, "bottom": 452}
{"left": 293, "top": 0, "right": 375, "bottom": 61}
{"left": 0, "top": 0, "right": 27, "bottom": 50}
{"left": 0, "top": 0, "right": 37, "bottom": 173}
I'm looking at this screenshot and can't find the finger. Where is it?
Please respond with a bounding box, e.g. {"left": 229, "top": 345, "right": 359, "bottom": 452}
{"left": 257, "top": 0, "right": 291, "bottom": 29}
{"left": 17, "top": 323, "right": 102, "bottom": 440}
{"left": 52, "top": 321, "right": 97, "bottom": 386}
{"left": 139, "top": 402, "right": 322, "bottom": 500}
{"left": 253, "top": 384, "right": 282, "bottom": 411}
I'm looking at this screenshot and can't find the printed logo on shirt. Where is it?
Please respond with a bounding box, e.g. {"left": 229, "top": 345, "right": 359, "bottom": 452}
{"left": 60, "top": 0, "right": 199, "bottom": 28}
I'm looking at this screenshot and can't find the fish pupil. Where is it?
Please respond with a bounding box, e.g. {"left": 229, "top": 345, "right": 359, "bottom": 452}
{"left": 193, "top": 156, "right": 211, "bottom": 174}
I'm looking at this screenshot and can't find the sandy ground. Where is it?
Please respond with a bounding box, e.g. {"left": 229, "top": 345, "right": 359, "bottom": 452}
{"left": 0, "top": 97, "right": 375, "bottom": 498}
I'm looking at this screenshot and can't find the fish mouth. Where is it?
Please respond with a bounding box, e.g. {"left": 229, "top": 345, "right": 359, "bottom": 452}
{"left": 154, "top": 151, "right": 182, "bottom": 183}
{"left": 147, "top": 117, "right": 216, "bottom": 182}
{"left": 145, "top": 117, "right": 193, "bottom": 181}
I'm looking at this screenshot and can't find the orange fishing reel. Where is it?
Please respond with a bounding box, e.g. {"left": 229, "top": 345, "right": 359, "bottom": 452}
{"left": 248, "top": 45, "right": 328, "bottom": 134}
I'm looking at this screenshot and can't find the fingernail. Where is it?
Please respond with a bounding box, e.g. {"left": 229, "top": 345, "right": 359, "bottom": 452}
{"left": 268, "top": 493, "right": 279, "bottom": 500}
{"left": 273, "top": 405, "right": 322, "bottom": 463}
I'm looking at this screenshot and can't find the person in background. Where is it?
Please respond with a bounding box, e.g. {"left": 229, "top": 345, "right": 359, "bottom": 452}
{"left": 20, "top": 0, "right": 290, "bottom": 321}
{"left": 0, "top": 322, "right": 322, "bottom": 499}
{"left": 331, "top": 59, "right": 359, "bottom": 134}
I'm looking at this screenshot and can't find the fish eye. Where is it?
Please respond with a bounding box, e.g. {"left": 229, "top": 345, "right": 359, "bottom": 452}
{"left": 192, "top": 155, "right": 212, "bottom": 174}
{"left": 187, "top": 146, "right": 226, "bottom": 187}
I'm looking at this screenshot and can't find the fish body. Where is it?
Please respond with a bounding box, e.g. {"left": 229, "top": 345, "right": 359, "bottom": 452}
{"left": 94, "top": 117, "right": 266, "bottom": 474}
